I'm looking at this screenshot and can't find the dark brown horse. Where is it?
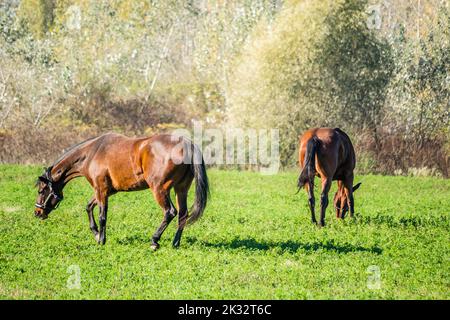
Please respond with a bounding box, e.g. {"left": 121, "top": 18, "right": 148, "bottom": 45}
{"left": 297, "top": 128, "right": 360, "bottom": 227}
{"left": 34, "top": 132, "right": 209, "bottom": 250}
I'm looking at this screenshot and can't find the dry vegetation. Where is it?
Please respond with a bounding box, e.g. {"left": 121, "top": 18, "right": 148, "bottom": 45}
{"left": 0, "top": 0, "right": 448, "bottom": 175}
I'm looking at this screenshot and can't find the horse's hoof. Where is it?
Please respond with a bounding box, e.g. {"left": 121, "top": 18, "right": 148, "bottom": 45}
{"left": 150, "top": 243, "right": 160, "bottom": 251}
{"left": 95, "top": 234, "right": 106, "bottom": 245}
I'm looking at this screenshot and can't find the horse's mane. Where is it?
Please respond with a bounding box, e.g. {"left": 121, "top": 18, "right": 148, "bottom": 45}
{"left": 35, "top": 136, "right": 98, "bottom": 186}
{"left": 51, "top": 136, "right": 97, "bottom": 167}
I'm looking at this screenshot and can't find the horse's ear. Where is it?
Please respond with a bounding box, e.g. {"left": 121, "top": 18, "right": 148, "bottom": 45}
{"left": 353, "top": 182, "right": 361, "bottom": 192}
{"left": 37, "top": 176, "right": 48, "bottom": 184}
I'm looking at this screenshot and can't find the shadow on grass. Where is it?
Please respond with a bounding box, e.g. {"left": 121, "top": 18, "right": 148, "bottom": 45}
{"left": 186, "top": 237, "right": 383, "bottom": 255}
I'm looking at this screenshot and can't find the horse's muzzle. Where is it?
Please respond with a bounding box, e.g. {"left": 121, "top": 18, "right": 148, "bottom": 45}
{"left": 34, "top": 209, "right": 48, "bottom": 220}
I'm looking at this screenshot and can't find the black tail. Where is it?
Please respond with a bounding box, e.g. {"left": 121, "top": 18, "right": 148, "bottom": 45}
{"left": 297, "top": 136, "right": 320, "bottom": 190}
{"left": 187, "top": 143, "right": 210, "bottom": 225}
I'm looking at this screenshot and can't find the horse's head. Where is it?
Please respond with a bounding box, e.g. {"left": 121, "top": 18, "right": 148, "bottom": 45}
{"left": 333, "top": 182, "right": 361, "bottom": 218}
{"left": 34, "top": 168, "right": 64, "bottom": 219}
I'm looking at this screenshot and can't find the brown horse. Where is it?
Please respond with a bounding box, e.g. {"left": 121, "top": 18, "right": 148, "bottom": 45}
{"left": 34, "top": 132, "right": 209, "bottom": 250}
{"left": 297, "top": 127, "right": 360, "bottom": 227}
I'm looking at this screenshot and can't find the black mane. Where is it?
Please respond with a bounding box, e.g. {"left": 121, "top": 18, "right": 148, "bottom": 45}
{"left": 51, "top": 136, "right": 97, "bottom": 167}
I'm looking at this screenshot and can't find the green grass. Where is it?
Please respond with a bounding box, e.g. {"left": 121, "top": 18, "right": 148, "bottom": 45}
{"left": 0, "top": 164, "right": 449, "bottom": 299}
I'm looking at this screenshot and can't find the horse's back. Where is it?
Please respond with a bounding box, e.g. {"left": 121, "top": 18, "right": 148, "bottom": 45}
{"left": 298, "top": 128, "right": 339, "bottom": 161}
{"left": 81, "top": 134, "right": 143, "bottom": 189}
{"left": 298, "top": 127, "right": 355, "bottom": 178}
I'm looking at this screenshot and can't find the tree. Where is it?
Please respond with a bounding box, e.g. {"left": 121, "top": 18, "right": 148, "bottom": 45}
{"left": 228, "top": 0, "right": 393, "bottom": 166}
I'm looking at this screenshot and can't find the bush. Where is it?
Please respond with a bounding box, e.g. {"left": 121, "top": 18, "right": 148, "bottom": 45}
{"left": 0, "top": 0, "right": 448, "bottom": 176}
{"left": 228, "top": 0, "right": 393, "bottom": 166}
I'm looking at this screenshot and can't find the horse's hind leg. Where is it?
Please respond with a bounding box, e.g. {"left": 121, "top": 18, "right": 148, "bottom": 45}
{"left": 86, "top": 196, "right": 99, "bottom": 239}
{"left": 151, "top": 187, "right": 177, "bottom": 250}
{"left": 305, "top": 182, "right": 316, "bottom": 224}
{"left": 172, "top": 189, "right": 188, "bottom": 248}
{"left": 319, "top": 177, "right": 332, "bottom": 227}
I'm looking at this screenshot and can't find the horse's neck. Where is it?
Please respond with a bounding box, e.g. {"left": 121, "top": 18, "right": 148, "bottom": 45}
{"left": 51, "top": 148, "right": 87, "bottom": 187}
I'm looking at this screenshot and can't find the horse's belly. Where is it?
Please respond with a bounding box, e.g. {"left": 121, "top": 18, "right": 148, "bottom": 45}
{"left": 109, "top": 165, "right": 147, "bottom": 191}
{"left": 114, "top": 177, "right": 148, "bottom": 191}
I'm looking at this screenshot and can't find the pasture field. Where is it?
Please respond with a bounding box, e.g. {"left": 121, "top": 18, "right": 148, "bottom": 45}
{"left": 0, "top": 164, "right": 449, "bottom": 299}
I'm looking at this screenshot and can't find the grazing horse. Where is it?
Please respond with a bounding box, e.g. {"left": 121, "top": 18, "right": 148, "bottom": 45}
{"left": 297, "top": 128, "right": 360, "bottom": 227}
{"left": 34, "top": 133, "right": 209, "bottom": 250}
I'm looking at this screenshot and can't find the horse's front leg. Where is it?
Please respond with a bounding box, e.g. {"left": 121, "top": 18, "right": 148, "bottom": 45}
{"left": 96, "top": 192, "right": 108, "bottom": 245}
{"left": 343, "top": 178, "right": 355, "bottom": 219}
{"left": 319, "top": 178, "right": 332, "bottom": 227}
{"left": 86, "top": 196, "right": 99, "bottom": 239}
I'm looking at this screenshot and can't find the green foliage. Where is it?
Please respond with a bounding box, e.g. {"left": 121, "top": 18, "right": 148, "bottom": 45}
{"left": 0, "top": 165, "right": 449, "bottom": 299}
{"left": 318, "top": 0, "right": 393, "bottom": 130}
{"left": 0, "top": 0, "right": 448, "bottom": 174}
{"left": 17, "top": 0, "right": 55, "bottom": 38}
{"left": 228, "top": 0, "right": 394, "bottom": 166}
{"left": 386, "top": 3, "right": 450, "bottom": 142}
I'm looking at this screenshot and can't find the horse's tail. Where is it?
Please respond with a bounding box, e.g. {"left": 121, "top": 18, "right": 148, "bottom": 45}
{"left": 297, "top": 136, "right": 320, "bottom": 191}
{"left": 187, "top": 143, "right": 210, "bottom": 225}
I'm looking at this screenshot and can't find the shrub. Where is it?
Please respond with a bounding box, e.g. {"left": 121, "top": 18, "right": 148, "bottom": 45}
{"left": 227, "top": 0, "right": 393, "bottom": 166}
